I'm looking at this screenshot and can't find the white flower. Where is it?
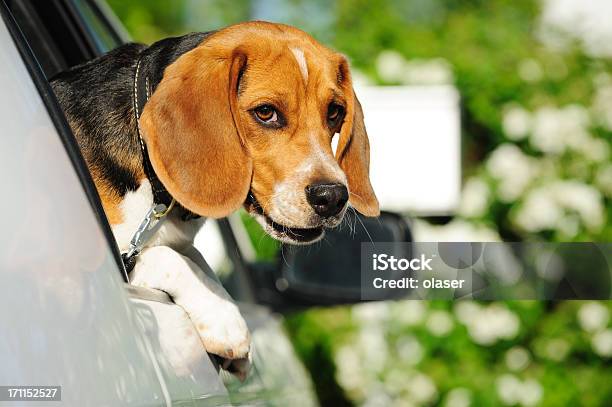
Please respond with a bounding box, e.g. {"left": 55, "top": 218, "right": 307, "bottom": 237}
{"left": 362, "top": 388, "right": 393, "bottom": 407}
{"left": 358, "top": 328, "right": 389, "bottom": 374}
{"left": 514, "top": 181, "right": 605, "bottom": 233}
{"left": 518, "top": 59, "right": 543, "bottom": 82}
{"left": 392, "top": 301, "right": 426, "bottom": 326}
{"left": 502, "top": 104, "right": 532, "bottom": 140}
{"left": 593, "top": 72, "right": 612, "bottom": 87}
{"left": 459, "top": 177, "right": 490, "bottom": 218}
{"left": 578, "top": 302, "right": 609, "bottom": 333}
{"left": 496, "top": 375, "right": 542, "bottom": 407}
{"left": 335, "top": 345, "right": 365, "bottom": 391}
{"left": 396, "top": 335, "right": 424, "bottom": 366}
{"left": 591, "top": 329, "right": 612, "bottom": 357}
{"left": 426, "top": 310, "right": 454, "bottom": 337}
{"left": 543, "top": 338, "right": 571, "bottom": 362}
{"left": 530, "top": 107, "right": 564, "bottom": 154}
{"left": 514, "top": 188, "right": 563, "bottom": 232}
{"left": 486, "top": 144, "right": 538, "bottom": 202}
{"left": 376, "top": 50, "right": 407, "bottom": 83}
{"left": 444, "top": 388, "right": 472, "bottom": 407}
{"left": 454, "top": 302, "right": 481, "bottom": 325}
{"left": 496, "top": 374, "right": 522, "bottom": 406}
{"left": 530, "top": 105, "right": 591, "bottom": 155}
{"left": 383, "top": 368, "right": 411, "bottom": 396}
{"left": 556, "top": 215, "right": 580, "bottom": 238}
{"left": 413, "top": 219, "right": 501, "bottom": 242}
{"left": 553, "top": 181, "right": 605, "bottom": 231}
{"left": 520, "top": 379, "right": 543, "bottom": 407}
{"left": 353, "top": 302, "right": 390, "bottom": 325}
{"left": 483, "top": 304, "right": 520, "bottom": 342}
{"left": 575, "top": 137, "right": 610, "bottom": 162}
{"left": 505, "top": 346, "right": 531, "bottom": 371}
{"left": 402, "top": 58, "right": 454, "bottom": 85}
{"left": 539, "top": 0, "right": 612, "bottom": 57}
{"left": 592, "top": 84, "right": 612, "bottom": 131}
{"left": 407, "top": 373, "right": 438, "bottom": 404}
{"left": 595, "top": 164, "right": 612, "bottom": 197}
{"left": 459, "top": 303, "right": 520, "bottom": 345}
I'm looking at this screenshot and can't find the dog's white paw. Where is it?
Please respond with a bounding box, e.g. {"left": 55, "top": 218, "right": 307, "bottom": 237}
{"left": 189, "top": 294, "right": 251, "bottom": 360}
{"left": 217, "top": 354, "right": 251, "bottom": 381}
{"left": 131, "top": 246, "right": 252, "bottom": 378}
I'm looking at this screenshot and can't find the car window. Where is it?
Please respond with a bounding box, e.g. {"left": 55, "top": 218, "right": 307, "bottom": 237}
{"left": 1, "top": 0, "right": 128, "bottom": 281}
{"left": 71, "top": 0, "right": 122, "bottom": 52}
{"left": 6, "top": 0, "right": 96, "bottom": 78}
{"left": 195, "top": 217, "right": 257, "bottom": 303}
{"left": 3, "top": 0, "right": 128, "bottom": 281}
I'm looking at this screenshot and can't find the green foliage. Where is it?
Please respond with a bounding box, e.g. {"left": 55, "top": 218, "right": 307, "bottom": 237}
{"left": 296, "top": 301, "right": 612, "bottom": 406}
{"left": 107, "top": 0, "right": 250, "bottom": 43}
{"left": 239, "top": 210, "right": 279, "bottom": 262}
{"left": 107, "top": 0, "right": 188, "bottom": 42}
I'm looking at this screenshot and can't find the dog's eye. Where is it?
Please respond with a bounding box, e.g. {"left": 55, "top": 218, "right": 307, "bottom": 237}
{"left": 327, "top": 103, "right": 345, "bottom": 127}
{"left": 253, "top": 105, "right": 278, "bottom": 123}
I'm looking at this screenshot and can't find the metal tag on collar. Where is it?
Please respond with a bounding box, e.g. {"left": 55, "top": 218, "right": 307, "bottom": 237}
{"left": 123, "top": 200, "right": 175, "bottom": 267}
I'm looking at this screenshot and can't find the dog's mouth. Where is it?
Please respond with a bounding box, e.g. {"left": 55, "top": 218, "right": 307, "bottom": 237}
{"left": 244, "top": 193, "right": 324, "bottom": 245}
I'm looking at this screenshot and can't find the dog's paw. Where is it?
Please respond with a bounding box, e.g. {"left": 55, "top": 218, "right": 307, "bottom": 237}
{"left": 190, "top": 297, "right": 251, "bottom": 361}
{"left": 131, "top": 246, "right": 252, "bottom": 378}
{"left": 215, "top": 354, "right": 251, "bottom": 382}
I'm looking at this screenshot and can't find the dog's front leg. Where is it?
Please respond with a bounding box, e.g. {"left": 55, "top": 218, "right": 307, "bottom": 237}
{"left": 130, "top": 246, "right": 251, "bottom": 377}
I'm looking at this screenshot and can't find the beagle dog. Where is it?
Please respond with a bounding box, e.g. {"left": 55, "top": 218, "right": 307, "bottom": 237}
{"left": 51, "top": 21, "right": 378, "bottom": 378}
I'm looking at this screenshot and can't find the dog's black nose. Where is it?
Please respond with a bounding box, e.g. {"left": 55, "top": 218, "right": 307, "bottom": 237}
{"left": 305, "top": 183, "right": 349, "bottom": 218}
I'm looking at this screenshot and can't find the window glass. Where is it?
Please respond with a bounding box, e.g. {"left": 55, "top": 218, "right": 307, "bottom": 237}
{"left": 195, "top": 221, "right": 234, "bottom": 280}
{"left": 72, "top": 0, "right": 122, "bottom": 53}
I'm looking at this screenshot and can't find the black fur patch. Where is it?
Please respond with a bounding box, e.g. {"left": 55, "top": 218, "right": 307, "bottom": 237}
{"left": 50, "top": 32, "right": 214, "bottom": 197}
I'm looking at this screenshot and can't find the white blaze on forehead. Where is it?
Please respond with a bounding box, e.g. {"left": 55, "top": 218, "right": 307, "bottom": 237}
{"left": 290, "top": 47, "right": 308, "bottom": 84}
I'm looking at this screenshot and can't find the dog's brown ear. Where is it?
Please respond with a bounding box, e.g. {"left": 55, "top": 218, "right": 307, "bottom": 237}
{"left": 336, "top": 61, "right": 380, "bottom": 217}
{"left": 140, "top": 46, "right": 252, "bottom": 218}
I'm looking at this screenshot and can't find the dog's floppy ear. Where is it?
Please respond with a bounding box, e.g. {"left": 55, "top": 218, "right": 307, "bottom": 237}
{"left": 140, "top": 45, "right": 252, "bottom": 218}
{"left": 335, "top": 60, "right": 380, "bottom": 217}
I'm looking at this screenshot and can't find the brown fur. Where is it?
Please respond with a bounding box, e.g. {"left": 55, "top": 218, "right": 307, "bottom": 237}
{"left": 140, "top": 22, "right": 379, "bottom": 219}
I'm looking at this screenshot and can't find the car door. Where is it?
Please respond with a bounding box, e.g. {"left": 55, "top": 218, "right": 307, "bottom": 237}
{"left": 0, "top": 2, "right": 235, "bottom": 406}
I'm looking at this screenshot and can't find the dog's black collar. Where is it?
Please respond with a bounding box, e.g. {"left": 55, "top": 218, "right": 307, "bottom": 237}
{"left": 133, "top": 56, "right": 174, "bottom": 209}
{"left": 133, "top": 56, "right": 199, "bottom": 221}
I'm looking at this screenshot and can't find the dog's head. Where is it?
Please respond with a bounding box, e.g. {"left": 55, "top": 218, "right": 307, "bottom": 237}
{"left": 140, "top": 22, "right": 379, "bottom": 244}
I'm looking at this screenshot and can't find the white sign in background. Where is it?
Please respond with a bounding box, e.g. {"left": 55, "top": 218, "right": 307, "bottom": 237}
{"left": 355, "top": 85, "right": 462, "bottom": 216}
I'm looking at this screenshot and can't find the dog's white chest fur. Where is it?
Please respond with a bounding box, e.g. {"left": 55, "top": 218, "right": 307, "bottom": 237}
{"left": 112, "top": 180, "right": 204, "bottom": 253}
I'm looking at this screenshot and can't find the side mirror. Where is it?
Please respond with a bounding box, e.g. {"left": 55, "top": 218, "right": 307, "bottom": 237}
{"left": 250, "top": 211, "right": 413, "bottom": 310}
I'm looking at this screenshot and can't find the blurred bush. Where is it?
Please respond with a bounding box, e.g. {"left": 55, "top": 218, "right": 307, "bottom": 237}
{"left": 108, "top": 0, "right": 612, "bottom": 405}
{"left": 287, "top": 300, "right": 612, "bottom": 406}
